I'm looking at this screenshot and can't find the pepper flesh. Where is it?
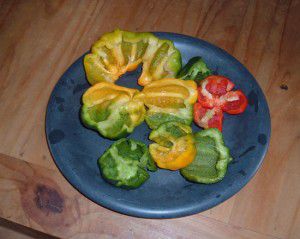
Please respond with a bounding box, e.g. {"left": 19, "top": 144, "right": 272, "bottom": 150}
{"left": 193, "top": 103, "right": 223, "bottom": 131}
{"left": 195, "top": 75, "right": 248, "bottom": 131}
{"left": 180, "top": 128, "right": 232, "bottom": 184}
{"left": 220, "top": 90, "right": 248, "bottom": 114}
{"left": 98, "top": 138, "right": 157, "bottom": 189}
{"left": 197, "top": 75, "right": 234, "bottom": 108}
{"left": 177, "top": 56, "right": 212, "bottom": 84}
{"left": 84, "top": 29, "right": 182, "bottom": 86}
{"left": 81, "top": 82, "right": 145, "bottom": 139}
{"left": 149, "top": 121, "right": 196, "bottom": 170}
{"left": 134, "top": 78, "right": 198, "bottom": 129}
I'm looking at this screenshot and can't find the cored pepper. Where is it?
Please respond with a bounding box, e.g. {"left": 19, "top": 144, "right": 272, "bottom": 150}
{"left": 180, "top": 128, "right": 232, "bottom": 184}
{"left": 134, "top": 78, "right": 197, "bottom": 129}
{"left": 149, "top": 121, "right": 196, "bottom": 170}
{"left": 98, "top": 138, "right": 157, "bottom": 189}
{"left": 84, "top": 29, "right": 182, "bottom": 86}
{"left": 194, "top": 75, "right": 248, "bottom": 131}
{"left": 81, "top": 82, "right": 145, "bottom": 139}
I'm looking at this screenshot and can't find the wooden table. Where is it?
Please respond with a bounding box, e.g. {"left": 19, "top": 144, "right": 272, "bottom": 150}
{"left": 0, "top": 0, "right": 299, "bottom": 238}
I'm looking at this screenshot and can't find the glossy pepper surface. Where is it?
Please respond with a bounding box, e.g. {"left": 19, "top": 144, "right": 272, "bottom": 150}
{"left": 81, "top": 82, "right": 145, "bottom": 139}
{"left": 149, "top": 121, "right": 196, "bottom": 170}
{"left": 197, "top": 75, "right": 235, "bottom": 108}
{"left": 134, "top": 78, "right": 198, "bottom": 129}
{"left": 98, "top": 138, "right": 157, "bottom": 189}
{"left": 220, "top": 90, "right": 248, "bottom": 114}
{"left": 84, "top": 29, "right": 181, "bottom": 86}
{"left": 180, "top": 128, "right": 232, "bottom": 184}
{"left": 194, "top": 75, "right": 248, "bottom": 131}
{"left": 193, "top": 103, "right": 224, "bottom": 131}
{"left": 177, "top": 56, "right": 212, "bottom": 83}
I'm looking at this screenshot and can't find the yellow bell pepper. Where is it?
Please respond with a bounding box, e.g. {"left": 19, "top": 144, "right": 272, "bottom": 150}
{"left": 149, "top": 121, "right": 196, "bottom": 170}
{"left": 134, "top": 78, "right": 198, "bottom": 129}
{"left": 81, "top": 82, "right": 145, "bottom": 139}
{"left": 84, "top": 29, "right": 181, "bottom": 86}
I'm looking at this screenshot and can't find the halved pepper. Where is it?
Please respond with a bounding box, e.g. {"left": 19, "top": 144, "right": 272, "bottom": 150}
{"left": 134, "top": 78, "right": 198, "bottom": 129}
{"left": 84, "top": 29, "right": 182, "bottom": 86}
{"left": 98, "top": 138, "right": 157, "bottom": 189}
{"left": 81, "top": 82, "right": 145, "bottom": 139}
{"left": 180, "top": 128, "right": 232, "bottom": 184}
{"left": 149, "top": 121, "right": 196, "bottom": 170}
{"left": 194, "top": 75, "right": 248, "bottom": 131}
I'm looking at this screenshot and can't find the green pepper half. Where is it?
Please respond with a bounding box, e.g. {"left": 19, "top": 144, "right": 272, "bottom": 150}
{"left": 180, "top": 128, "right": 232, "bottom": 184}
{"left": 80, "top": 82, "right": 146, "bottom": 139}
{"left": 98, "top": 138, "right": 157, "bottom": 189}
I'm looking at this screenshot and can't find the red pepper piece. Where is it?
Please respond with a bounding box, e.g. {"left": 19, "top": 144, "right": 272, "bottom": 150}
{"left": 220, "top": 90, "right": 248, "bottom": 114}
{"left": 195, "top": 75, "right": 248, "bottom": 131}
{"left": 205, "top": 75, "right": 235, "bottom": 96}
{"left": 198, "top": 76, "right": 235, "bottom": 108}
{"left": 194, "top": 103, "right": 223, "bottom": 131}
{"left": 197, "top": 87, "right": 217, "bottom": 108}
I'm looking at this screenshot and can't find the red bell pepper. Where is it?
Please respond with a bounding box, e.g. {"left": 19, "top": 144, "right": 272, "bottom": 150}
{"left": 194, "top": 103, "right": 223, "bottom": 132}
{"left": 197, "top": 75, "right": 235, "bottom": 108}
{"left": 194, "top": 75, "right": 248, "bottom": 131}
{"left": 220, "top": 90, "right": 248, "bottom": 114}
{"left": 205, "top": 75, "right": 235, "bottom": 96}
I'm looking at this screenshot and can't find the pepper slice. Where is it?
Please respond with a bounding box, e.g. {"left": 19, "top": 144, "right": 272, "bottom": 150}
{"left": 220, "top": 90, "right": 248, "bottom": 114}
{"left": 149, "top": 122, "right": 196, "bottom": 170}
{"left": 98, "top": 138, "right": 157, "bottom": 189}
{"left": 81, "top": 82, "right": 145, "bottom": 139}
{"left": 134, "top": 78, "right": 198, "bottom": 129}
{"left": 193, "top": 103, "right": 223, "bottom": 132}
{"left": 84, "top": 29, "right": 181, "bottom": 86}
{"left": 180, "top": 128, "right": 232, "bottom": 184}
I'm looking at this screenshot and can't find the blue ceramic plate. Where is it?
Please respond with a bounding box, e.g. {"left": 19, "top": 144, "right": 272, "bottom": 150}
{"left": 46, "top": 32, "right": 270, "bottom": 218}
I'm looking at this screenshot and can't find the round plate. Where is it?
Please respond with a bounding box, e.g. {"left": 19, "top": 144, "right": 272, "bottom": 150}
{"left": 46, "top": 32, "right": 270, "bottom": 218}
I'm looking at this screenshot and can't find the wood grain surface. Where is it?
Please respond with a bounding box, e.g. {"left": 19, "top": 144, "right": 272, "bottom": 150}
{"left": 0, "top": 0, "right": 299, "bottom": 238}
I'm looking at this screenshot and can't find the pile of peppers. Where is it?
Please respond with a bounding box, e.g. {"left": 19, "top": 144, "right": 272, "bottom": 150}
{"left": 80, "top": 29, "right": 248, "bottom": 189}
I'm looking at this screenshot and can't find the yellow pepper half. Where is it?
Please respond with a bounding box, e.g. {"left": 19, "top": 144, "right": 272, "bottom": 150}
{"left": 134, "top": 78, "right": 198, "bottom": 129}
{"left": 81, "top": 82, "right": 145, "bottom": 139}
{"left": 84, "top": 29, "right": 181, "bottom": 86}
{"left": 149, "top": 121, "right": 196, "bottom": 170}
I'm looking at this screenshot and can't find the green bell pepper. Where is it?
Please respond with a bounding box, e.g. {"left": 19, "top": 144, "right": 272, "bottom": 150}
{"left": 177, "top": 56, "right": 212, "bottom": 84}
{"left": 145, "top": 104, "right": 193, "bottom": 130}
{"left": 180, "top": 128, "right": 232, "bottom": 184}
{"left": 98, "top": 138, "right": 157, "bottom": 189}
{"left": 80, "top": 82, "right": 146, "bottom": 139}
